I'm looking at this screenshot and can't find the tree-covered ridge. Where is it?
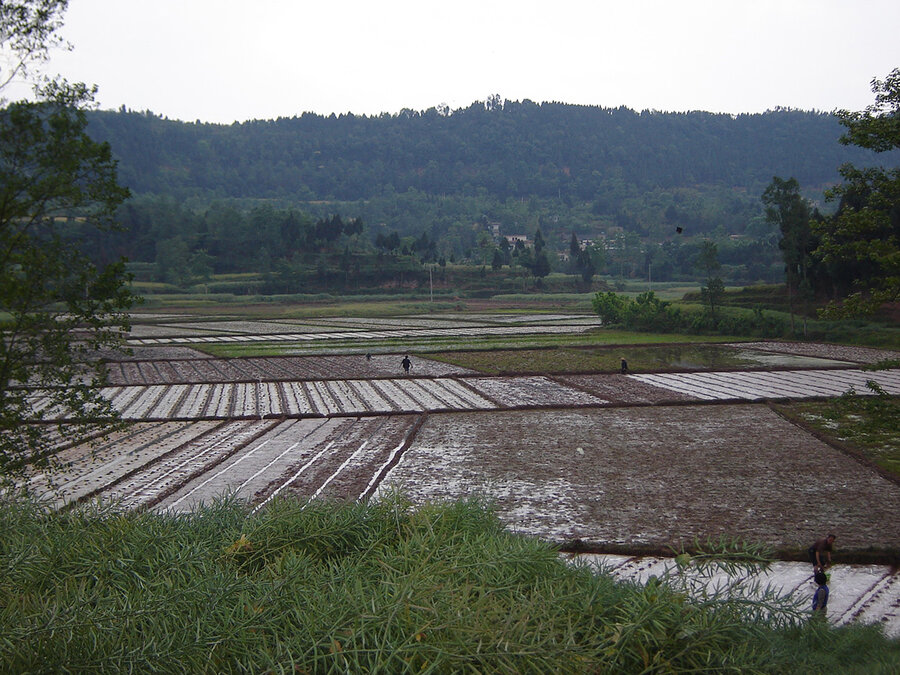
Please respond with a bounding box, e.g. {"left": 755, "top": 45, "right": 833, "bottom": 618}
{"left": 86, "top": 100, "right": 893, "bottom": 204}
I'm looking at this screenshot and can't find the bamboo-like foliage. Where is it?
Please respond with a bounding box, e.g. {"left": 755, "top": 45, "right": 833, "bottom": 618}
{"left": 0, "top": 494, "right": 897, "bottom": 673}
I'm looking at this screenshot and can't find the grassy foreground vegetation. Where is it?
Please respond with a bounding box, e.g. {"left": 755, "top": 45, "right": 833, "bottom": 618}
{"left": 1, "top": 495, "right": 897, "bottom": 673}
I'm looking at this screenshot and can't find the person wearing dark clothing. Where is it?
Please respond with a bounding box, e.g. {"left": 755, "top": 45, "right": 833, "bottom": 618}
{"left": 620, "top": 357, "right": 628, "bottom": 374}
{"left": 812, "top": 570, "right": 829, "bottom": 616}
{"left": 808, "top": 534, "right": 836, "bottom": 571}
{"left": 401, "top": 355, "right": 411, "bottom": 374}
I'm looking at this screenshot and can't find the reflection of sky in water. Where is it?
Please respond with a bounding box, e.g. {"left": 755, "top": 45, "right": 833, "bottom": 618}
{"left": 733, "top": 349, "right": 853, "bottom": 368}
{"left": 657, "top": 346, "right": 853, "bottom": 370}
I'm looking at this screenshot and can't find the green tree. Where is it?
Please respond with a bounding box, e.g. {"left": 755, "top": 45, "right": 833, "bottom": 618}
{"left": 498, "top": 236, "right": 512, "bottom": 266}
{"left": 533, "top": 227, "right": 545, "bottom": 253}
{"left": 533, "top": 249, "right": 551, "bottom": 280}
{"left": 568, "top": 232, "right": 580, "bottom": 273}
{"left": 592, "top": 291, "right": 627, "bottom": 324}
{"left": 516, "top": 245, "right": 534, "bottom": 272}
{"left": 695, "top": 240, "right": 724, "bottom": 320}
{"left": 813, "top": 68, "right": 900, "bottom": 317}
{"left": 155, "top": 236, "right": 191, "bottom": 286}
{"left": 0, "top": 1, "right": 135, "bottom": 486}
{"left": 0, "top": 0, "right": 69, "bottom": 93}
{"left": 189, "top": 249, "right": 214, "bottom": 282}
{"left": 577, "top": 248, "right": 596, "bottom": 283}
{"left": 761, "top": 176, "right": 817, "bottom": 333}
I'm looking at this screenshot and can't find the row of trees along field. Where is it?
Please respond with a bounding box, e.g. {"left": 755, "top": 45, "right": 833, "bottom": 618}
{"left": 760, "top": 68, "right": 900, "bottom": 327}
{"left": 82, "top": 195, "right": 786, "bottom": 291}
{"left": 592, "top": 70, "right": 900, "bottom": 336}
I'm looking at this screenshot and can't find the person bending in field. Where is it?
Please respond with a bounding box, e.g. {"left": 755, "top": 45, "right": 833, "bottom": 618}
{"left": 812, "top": 570, "right": 829, "bottom": 617}
{"left": 401, "top": 355, "right": 411, "bottom": 374}
{"left": 808, "top": 534, "right": 836, "bottom": 571}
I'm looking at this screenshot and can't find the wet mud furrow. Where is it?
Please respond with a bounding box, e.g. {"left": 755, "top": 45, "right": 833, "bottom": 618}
{"left": 34, "top": 422, "right": 222, "bottom": 508}
{"left": 99, "top": 420, "right": 266, "bottom": 509}
{"left": 159, "top": 418, "right": 351, "bottom": 512}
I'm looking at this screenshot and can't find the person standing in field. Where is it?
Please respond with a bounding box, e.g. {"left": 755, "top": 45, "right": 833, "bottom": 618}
{"left": 808, "top": 534, "right": 836, "bottom": 571}
{"left": 401, "top": 355, "right": 411, "bottom": 374}
{"left": 620, "top": 357, "right": 628, "bottom": 374}
{"left": 812, "top": 570, "right": 829, "bottom": 617}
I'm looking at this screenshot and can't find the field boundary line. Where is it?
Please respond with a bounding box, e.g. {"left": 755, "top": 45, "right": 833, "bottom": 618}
{"left": 839, "top": 573, "right": 893, "bottom": 623}
{"left": 144, "top": 419, "right": 283, "bottom": 510}
{"left": 310, "top": 417, "right": 391, "bottom": 502}
{"left": 450, "top": 376, "right": 505, "bottom": 407}
{"left": 359, "top": 413, "right": 428, "bottom": 502}
{"left": 766, "top": 402, "right": 900, "bottom": 489}
{"left": 197, "top": 382, "right": 217, "bottom": 418}
{"left": 251, "top": 419, "right": 361, "bottom": 512}
{"left": 63, "top": 421, "right": 231, "bottom": 511}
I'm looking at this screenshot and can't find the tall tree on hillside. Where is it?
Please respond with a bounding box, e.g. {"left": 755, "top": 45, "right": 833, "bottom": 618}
{"left": 761, "top": 176, "right": 817, "bottom": 333}
{"left": 577, "top": 248, "right": 597, "bottom": 284}
{"left": 813, "top": 68, "right": 900, "bottom": 317}
{"left": 568, "top": 232, "right": 581, "bottom": 272}
{"left": 533, "top": 249, "right": 551, "bottom": 281}
{"left": 695, "top": 240, "right": 724, "bottom": 320}
{"left": 1, "top": 1, "right": 135, "bottom": 486}
{"left": 533, "top": 227, "right": 545, "bottom": 253}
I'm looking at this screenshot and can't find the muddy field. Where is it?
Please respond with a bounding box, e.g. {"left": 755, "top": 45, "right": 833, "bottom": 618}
{"left": 103, "top": 353, "right": 475, "bottom": 384}
{"left": 20, "top": 329, "right": 900, "bottom": 636}
{"left": 374, "top": 405, "right": 900, "bottom": 551}
{"left": 727, "top": 341, "right": 900, "bottom": 365}
{"left": 27, "top": 365, "right": 896, "bottom": 421}
{"left": 25, "top": 366, "right": 899, "bottom": 556}
{"left": 24, "top": 334, "right": 900, "bottom": 555}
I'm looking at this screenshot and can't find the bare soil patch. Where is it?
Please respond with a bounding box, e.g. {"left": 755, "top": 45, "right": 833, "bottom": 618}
{"left": 379, "top": 405, "right": 900, "bottom": 553}
{"left": 105, "top": 354, "right": 474, "bottom": 385}
{"left": 98, "top": 345, "right": 214, "bottom": 362}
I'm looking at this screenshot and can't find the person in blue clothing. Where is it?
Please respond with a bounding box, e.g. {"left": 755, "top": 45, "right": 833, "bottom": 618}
{"left": 812, "top": 570, "right": 829, "bottom": 617}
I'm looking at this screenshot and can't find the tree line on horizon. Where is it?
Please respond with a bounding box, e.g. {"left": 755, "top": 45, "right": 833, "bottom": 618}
{"left": 87, "top": 100, "right": 889, "bottom": 206}
{"left": 70, "top": 98, "right": 900, "bottom": 289}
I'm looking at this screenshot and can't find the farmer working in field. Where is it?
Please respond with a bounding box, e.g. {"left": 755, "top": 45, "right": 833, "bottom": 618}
{"left": 808, "top": 533, "right": 836, "bottom": 571}
{"left": 401, "top": 355, "right": 411, "bottom": 374}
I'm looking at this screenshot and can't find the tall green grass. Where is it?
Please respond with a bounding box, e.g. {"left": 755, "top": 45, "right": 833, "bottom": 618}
{"left": 1, "top": 495, "right": 897, "bottom": 673}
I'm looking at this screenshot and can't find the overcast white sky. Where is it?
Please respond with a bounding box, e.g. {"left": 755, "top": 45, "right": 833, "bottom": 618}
{"left": 10, "top": 0, "right": 900, "bottom": 123}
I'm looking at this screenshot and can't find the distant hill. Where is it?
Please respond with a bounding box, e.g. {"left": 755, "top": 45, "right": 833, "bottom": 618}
{"left": 87, "top": 100, "right": 891, "bottom": 208}
{"left": 80, "top": 99, "right": 899, "bottom": 287}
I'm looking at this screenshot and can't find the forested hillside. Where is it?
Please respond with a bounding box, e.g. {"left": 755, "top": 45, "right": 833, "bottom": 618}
{"left": 79, "top": 98, "right": 897, "bottom": 288}
{"left": 89, "top": 99, "right": 882, "bottom": 204}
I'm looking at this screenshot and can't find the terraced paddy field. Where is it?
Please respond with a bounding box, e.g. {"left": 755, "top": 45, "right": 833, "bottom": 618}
{"left": 15, "top": 314, "right": 900, "bottom": 635}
